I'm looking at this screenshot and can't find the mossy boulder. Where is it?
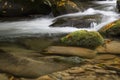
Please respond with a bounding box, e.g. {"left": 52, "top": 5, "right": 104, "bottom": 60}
{"left": 50, "top": 0, "right": 80, "bottom": 17}
{"left": 61, "top": 30, "right": 104, "bottom": 49}
{"left": 99, "top": 19, "right": 120, "bottom": 38}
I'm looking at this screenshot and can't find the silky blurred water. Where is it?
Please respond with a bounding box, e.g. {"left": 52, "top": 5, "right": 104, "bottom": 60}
{"left": 0, "top": 0, "right": 119, "bottom": 37}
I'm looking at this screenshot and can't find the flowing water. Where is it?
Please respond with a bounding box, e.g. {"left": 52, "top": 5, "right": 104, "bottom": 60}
{"left": 0, "top": 0, "right": 119, "bottom": 38}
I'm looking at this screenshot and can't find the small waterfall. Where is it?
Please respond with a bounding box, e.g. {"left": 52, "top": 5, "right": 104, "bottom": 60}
{"left": 0, "top": 0, "right": 119, "bottom": 37}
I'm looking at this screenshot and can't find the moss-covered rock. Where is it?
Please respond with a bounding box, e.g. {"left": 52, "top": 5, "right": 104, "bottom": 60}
{"left": 50, "top": 0, "right": 80, "bottom": 16}
{"left": 61, "top": 30, "right": 104, "bottom": 49}
{"left": 99, "top": 19, "right": 120, "bottom": 38}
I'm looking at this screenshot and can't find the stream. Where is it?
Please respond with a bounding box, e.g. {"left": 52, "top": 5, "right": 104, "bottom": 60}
{"left": 0, "top": 0, "right": 119, "bottom": 38}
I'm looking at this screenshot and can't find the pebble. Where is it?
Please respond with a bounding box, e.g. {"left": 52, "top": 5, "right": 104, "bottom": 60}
{"left": 68, "top": 68, "right": 85, "bottom": 74}
{"left": 37, "top": 75, "right": 53, "bottom": 80}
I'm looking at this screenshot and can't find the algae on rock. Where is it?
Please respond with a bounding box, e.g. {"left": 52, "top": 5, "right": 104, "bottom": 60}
{"left": 61, "top": 30, "right": 104, "bottom": 49}
{"left": 99, "top": 19, "right": 120, "bottom": 38}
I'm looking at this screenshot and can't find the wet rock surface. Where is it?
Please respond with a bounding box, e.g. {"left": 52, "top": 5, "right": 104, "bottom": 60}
{"left": 0, "top": 37, "right": 120, "bottom": 80}
{"left": 50, "top": 14, "right": 102, "bottom": 28}
{"left": 4, "top": 53, "right": 119, "bottom": 80}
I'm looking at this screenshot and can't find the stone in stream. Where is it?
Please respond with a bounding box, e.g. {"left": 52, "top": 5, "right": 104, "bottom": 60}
{"left": 50, "top": 0, "right": 80, "bottom": 17}
{"left": 50, "top": 14, "right": 102, "bottom": 28}
{"left": 0, "top": 0, "right": 80, "bottom": 17}
{"left": 44, "top": 46, "right": 97, "bottom": 58}
{"left": 61, "top": 30, "right": 104, "bottom": 49}
{"left": 0, "top": 49, "right": 76, "bottom": 78}
{"left": 99, "top": 19, "right": 120, "bottom": 38}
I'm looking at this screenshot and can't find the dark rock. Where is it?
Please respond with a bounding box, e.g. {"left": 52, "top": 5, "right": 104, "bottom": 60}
{"left": 50, "top": 14, "right": 102, "bottom": 28}
{"left": 117, "top": 0, "right": 120, "bottom": 12}
{"left": 0, "top": 0, "right": 51, "bottom": 17}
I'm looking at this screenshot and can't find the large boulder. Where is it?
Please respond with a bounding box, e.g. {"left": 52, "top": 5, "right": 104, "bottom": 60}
{"left": 0, "top": 0, "right": 51, "bottom": 17}
{"left": 99, "top": 19, "right": 120, "bottom": 38}
{"left": 0, "top": 49, "right": 74, "bottom": 78}
{"left": 50, "top": 0, "right": 80, "bottom": 17}
{"left": 61, "top": 30, "right": 104, "bottom": 49}
{"left": 0, "top": 0, "right": 81, "bottom": 17}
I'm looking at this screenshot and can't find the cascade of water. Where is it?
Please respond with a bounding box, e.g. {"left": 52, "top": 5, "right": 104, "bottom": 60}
{"left": 0, "top": 0, "right": 119, "bottom": 37}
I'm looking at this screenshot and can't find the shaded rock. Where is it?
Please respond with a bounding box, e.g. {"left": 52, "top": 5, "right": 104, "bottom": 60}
{"left": 61, "top": 30, "right": 104, "bottom": 49}
{"left": 117, "top": 0, "right": 120, "bottom": 12}
{"left": 50, "top": 14, "right": 102, "bottom": 28}
{"left": 18, "top": 38, "right": 53, "bottom": 51}
{"left": 0, "top": 46, "right": 40, "bottom": 58}
{"left": 0, "top": 50, "right": 73, "bottom": 78}
{"left": 0, "top": 0, "right": 51, "bottom": 17}
{"left": 44, "top": 46, "right": 97, "bottom": 58}
{"left": 96, "top": 41, "right": 120, "bottom": 54}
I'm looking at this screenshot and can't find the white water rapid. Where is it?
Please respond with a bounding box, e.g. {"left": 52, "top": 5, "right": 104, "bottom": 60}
{"left": 0, "top": 0, "right": 119, "bottom": 37}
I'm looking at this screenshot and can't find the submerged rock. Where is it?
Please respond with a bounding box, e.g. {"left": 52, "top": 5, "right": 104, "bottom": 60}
{"left": 17, "top": 38, "right": 53, "bottom": 51}
{"left": 0, "top": 0, "right": 81, "bottom": 17}
{"left": 0, "top": 49, "right": 74, "bottom": 78}
{"left": 61, "top": 30, "right": 104, "bottom": 49}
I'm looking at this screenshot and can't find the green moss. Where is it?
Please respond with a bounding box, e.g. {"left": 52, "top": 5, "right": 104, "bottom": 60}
{"left": 61, "top": 30, "right": 104, "bottom": 49}
{"left": 105, "top": 22, "right": 120, "bottom": 36}
{"left": 99, "top": 20, "right": 120, "bottom": 37}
